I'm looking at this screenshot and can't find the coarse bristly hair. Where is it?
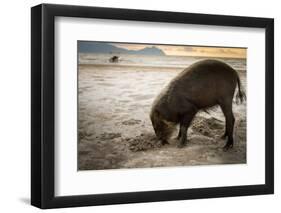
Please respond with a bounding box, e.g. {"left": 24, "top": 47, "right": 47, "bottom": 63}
{"left": 150, "top": 108, "right": 176, "bottom": 141}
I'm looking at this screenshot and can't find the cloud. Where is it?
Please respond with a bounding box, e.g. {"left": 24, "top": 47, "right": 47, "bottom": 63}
{"left": 107, "top": 42, "right": 246, "bottom": 58}
{"left": 183, "top": 46, "right": 194, "bottom": 51}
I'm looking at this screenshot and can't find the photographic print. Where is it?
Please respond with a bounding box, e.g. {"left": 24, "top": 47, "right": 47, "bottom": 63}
{"left": 31, "top": 4, "right": 274, "bottom": 208}
{"left": 78, "top": 41, "right": 247, "bottom": 170}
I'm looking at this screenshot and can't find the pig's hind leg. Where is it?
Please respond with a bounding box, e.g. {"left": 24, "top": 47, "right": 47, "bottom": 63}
{"left": 219, "top": 99, "right": 235, "bottom": 151}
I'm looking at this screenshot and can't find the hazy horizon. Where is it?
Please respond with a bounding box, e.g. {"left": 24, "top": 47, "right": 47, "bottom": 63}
{"left": 78, "top": 41, "right": 247, "bottom": 59}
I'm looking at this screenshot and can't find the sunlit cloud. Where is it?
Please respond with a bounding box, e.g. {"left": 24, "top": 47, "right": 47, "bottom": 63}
{"left": 112, "top": 43, "right": 246, "bottom": 58}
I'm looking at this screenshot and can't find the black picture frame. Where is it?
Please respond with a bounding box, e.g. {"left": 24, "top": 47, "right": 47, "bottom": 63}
{"left": 31, "top": 3, "right": 274, "bottom": 209}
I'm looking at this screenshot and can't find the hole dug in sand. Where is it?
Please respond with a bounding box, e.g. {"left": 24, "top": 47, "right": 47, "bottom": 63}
{"left": 127, "top": 116, "right": 226, "bottom": 152}
{"left": 127, "top": 133, "right": 162, "bottom": 152}
{"left": 191, "top": 116, "right": 224, "bottom": 138}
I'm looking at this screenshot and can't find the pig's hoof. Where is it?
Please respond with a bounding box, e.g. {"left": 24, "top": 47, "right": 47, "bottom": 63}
{"left": 220, "top": 134, "right": 227, "bottom": 139}
{"left": 223, "top": 143, "right": 233, "bottom": 151}
{"left": 177, "top": 143, "right": 187, "bottom": 148}
{"left": 161, "top": 140, "right": 169, "bottom": 145}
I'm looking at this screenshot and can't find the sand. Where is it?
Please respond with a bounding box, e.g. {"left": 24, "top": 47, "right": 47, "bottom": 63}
{"left": 78, "top": 63, "right": 246, "bottom": 170}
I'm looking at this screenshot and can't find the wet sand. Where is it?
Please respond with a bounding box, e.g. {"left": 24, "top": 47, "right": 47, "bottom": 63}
{"left": 78, "top": 63, "right": 246, "bottom": 170}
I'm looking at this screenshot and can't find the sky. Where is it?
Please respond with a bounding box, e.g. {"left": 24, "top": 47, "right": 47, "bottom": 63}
{"left": 112, "top": 43, "right": 246, "bottom": 59}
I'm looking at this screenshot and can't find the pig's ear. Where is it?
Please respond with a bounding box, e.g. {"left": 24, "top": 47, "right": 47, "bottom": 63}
{"left": 154, "top": 109, "right": 160, "bottom": 117}
{"left": 162, "top": 119, "right": 170, "bottom": 125}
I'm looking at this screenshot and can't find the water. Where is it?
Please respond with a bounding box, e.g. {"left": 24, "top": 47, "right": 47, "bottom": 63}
{"left": 79, "top": 53, "right": 246, "bottom": 72}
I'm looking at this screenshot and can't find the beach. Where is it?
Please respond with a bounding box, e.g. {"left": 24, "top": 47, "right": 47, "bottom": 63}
{"left": 78, "top": 54, "right": 247, "bottom": 170}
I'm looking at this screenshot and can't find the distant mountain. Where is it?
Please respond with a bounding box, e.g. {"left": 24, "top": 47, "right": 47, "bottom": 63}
{"left": 78, "top": 41, "right": 165, "bottom": 56}
{"left": 135, "top": 46, "right": 165, "bottom": 56}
